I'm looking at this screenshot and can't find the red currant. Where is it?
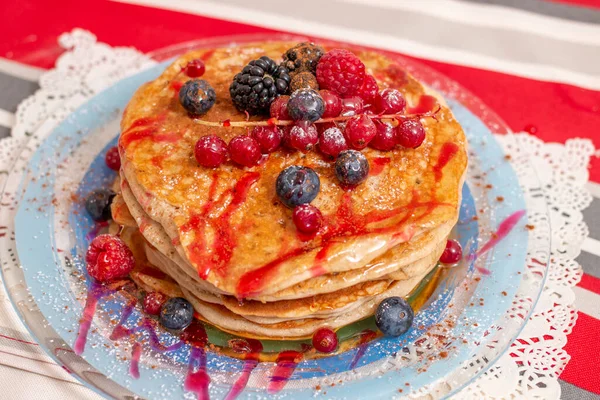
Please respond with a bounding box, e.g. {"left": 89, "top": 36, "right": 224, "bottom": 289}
{"left": 396, "top": 120, "right": 426, "bottom": 149}
{"left": 195, "top": 135, "right": 228, "bottom": 167}
{"left": 85, "top": 234, "right": 135, "bottom": 282}
{"left": 319, "top": 90, "right": 342, "bottom": 118}
{"left": 185, "top": 59, "right": 206, "bottom": 78}
{"left": 340, "top": 96, "right": 364, "bottom": 117}
{"left": 251, "top": 126, "right": 283, "bottom": 153}
{"left": 369, "top": 121, "right": 397, "bottom": 151}
{"left": 105, "top": 146, "right": 121, "bottom": 171}
{"left": 344, "top": 115, "right": 376, "bottom": 150}
{"left": 375, "top": 89, "right": 406, "bottom": 114}
{"left": 287, "top": 121, "right": 318, "bottom": 152}
{"left": 143, "top": 292, "right": 168, "bottom": 315}
{"left": 292, "top": 204, "right": 323, "bottom": 234}
{"left": 357, "top": 75, "right": 379, "bottom": 104}
{"left": 319, "top": 126, "right": 348, "bottom": 158}
{"left": 440, "top": 239, "right": 462, "bottom": 264}
{"left": 270, "top": 95, "right": 291, "bottom": 120}
{"left": 312, "top": 327, "right": 338, "bottom": 353}
{"left": 228, "top": 135, "right": 262, "bottom": 167}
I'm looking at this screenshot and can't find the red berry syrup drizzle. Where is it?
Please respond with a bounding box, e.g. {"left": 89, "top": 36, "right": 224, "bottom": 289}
{"left": 224, "top": 339, "right": 263, "bottom": 400}
{"left": 118, "top": 115, "right": 178, "bottom": 150}
{"left": 267, "top": 350, "right": 305, "bottom": 395}
{"left": 369, "top": 157, "right": 391, "bottom": 176}
{"left": 408, "top": 95, "right": 438, "bottom": 114}
{"left": 185, "top": 347, "right": 211, "bottom": 400}
{"left": 349, "top": 329, "right": 378, "bottom": 369}
{"left": 181, "top": 171, "right": 260, "bottom": 280}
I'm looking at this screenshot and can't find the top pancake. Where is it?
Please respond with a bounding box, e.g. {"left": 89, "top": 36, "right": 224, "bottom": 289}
{"left": 119, "top": 41, "right": 467, "bottom": 298}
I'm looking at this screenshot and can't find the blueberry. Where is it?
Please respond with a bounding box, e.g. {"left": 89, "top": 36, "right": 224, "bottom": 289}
{"left": 160, "top": 297, "right": 194, "bottom": 330}
{"left": 335, "top": 150, "right": 369, "bottom": 186}
{"left": 85, "top": 189, "right": 115, "bottom": 222}
{"left": 375, "top": 297, "right": 414, "bottom": 337}
{"left": 179, "top": 79, "right": 216, "bottom": 116}
{"left": 276, "top": 166, "right": 320, "bottom": 208}
{"left": 287, "top": 89, "right": 325, "bottom": 122}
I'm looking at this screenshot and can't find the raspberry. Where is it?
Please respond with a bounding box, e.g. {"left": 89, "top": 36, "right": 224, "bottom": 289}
{"left": 316, "top": 49, "right": 365, "bottom": 97}
{"left": 370, "top": 121, "right": 397, "bottom": 151}
{"left": 270, "top": 96, "right": 291, "bottom": 120}
{"left": 286, "top": 121, "right": 318, "bottom": 152}
{"left": 396, "top": 120, "right": 426, "bottom": 149}
{"left": 357, "top": 75, "right": 379, "bottom": 104}
{"left": 344, "top": 115, "right": 376, "bottom": 150}
{"left": 195, "top": 135, "right": 228, "bottom": 167}
{"left": 292, "top": 204, "right": 323, "bottom": 234}
{"left": 85, "top": 234, "right": 135, "bottom": 282}
{"left": 143, "top": 292, "right": 168, "bottom": 315}
{"left": 105, "top": 146, "right": 121, "bottom": 171}
{"left": 251, "top": 126, "right": 283, "bottom": 153}
{"left": 228, "top": 135, "right": 262, "bottom": 167}
{"left": 319, "top": 126, "right": 348, "bottom": 158}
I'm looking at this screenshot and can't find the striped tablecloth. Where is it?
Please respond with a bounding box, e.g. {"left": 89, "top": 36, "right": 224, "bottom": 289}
{"left": 0, "top": 0, "right": 598, "bottom": 399}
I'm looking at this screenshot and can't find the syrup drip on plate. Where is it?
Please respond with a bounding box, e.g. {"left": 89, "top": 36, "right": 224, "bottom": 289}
{"left": 349, "top": 329, "right": 378, "bottom": 369}
{"left": 268, "top": 350, "right": 304, "bottom": 394}
{"left": 185, "top": 347, "right": 211, "bottom": 400}
{"left": 225, "top": 339, "right": 263, "bottom": 400}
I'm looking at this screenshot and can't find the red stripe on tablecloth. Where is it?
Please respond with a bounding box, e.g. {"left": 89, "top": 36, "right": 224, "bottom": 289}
{"left": 578, "top": 273, "right": 600, "bottom": 294}
{"left": 560, "top": 312, "right": 600, "bottom": 394}
{"left": 545, "top": 0, "right": 600, "bottom": 10}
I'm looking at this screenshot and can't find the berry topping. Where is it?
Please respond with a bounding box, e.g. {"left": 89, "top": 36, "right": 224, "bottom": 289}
{"left": 287, "top": 121, "right": 319, "bottom": 152}
{"left": 357, "top": 75, "right": 379, "bottom": 104}
{"left": 312, "top": 327, "right": 338, "bottom": 353}
{"left": 194, "top": 135, "right": 228, "bottom": 168}
{"left": 340, "top": 96, "right": 364, "bottom": 117}
{"left": 369, "top": 121, "right": 397, "bottom": 151}
{"left": 160, "top": 297, "right": 194, "bottom": 330}
{"left": 440, "top": 239, "right": 462, "bottom": 264}
{"left": 316, "top": 49, "right": 365, "bottom": 97}
{"left": 375, "top": 89, "right": 406, "bottom": 114}
{"left": 319, "top": 90, "right": 342, "bottom": 118}
{"left": 290, "top": 71, "right": 319, "bottom": 92}
{"left": 276, "top": 166, "right": 320, "bottom": 208}
{"left": 344, "top": 115, "right": 377, "bottom": 150}
{"left": 251, "top": 125, "right": 283, "bottom": 153}
{"left": 85, "top": 234, "right": 135, "bottom": 282}
{"left": 105, "top": 146, "right": 121, "bottom": 171}
{"left": 281, "top": 42, "right": 324, "bottom": 75}
{"left": 375, "top": 297, "right": 414, "bottom": 337}
{"left": 85, "top": 189, "right": 116, "bottom": 222}
{"left": 179, "top": 79, "right": 216, "bottom": 116}
{"left": 230, "top": 56, "right": 290, "bottom": 115}
{"left": 228, "top": 135, "right": 262, "bottom": 167}
{"left": 180, "top": 320, "right": 208, "bottom": 347}
{"left": 270, "top": 95, "right": 291, "bottom": 120}
{"left": 335, "top": 150, "right": 370, "bottom": 186}
{"left": 292, "top": 204, "right": 323, "bottom": 234}
{"left": 319, "top": 126, "right": 348, "bottom": 158}
{"left": 287, "top": 89, "right": 325, "bottom": 122}
{"left": 396, "top": 119, "right": 426, "bottom": 149}
{"left": 184, "top": 59, "right": 206, "bottom": 78}
{"left": 143, "top": 292, "right": 168, "bottom": 316}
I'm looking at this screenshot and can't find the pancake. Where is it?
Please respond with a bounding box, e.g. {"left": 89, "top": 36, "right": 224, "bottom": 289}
{"left": 118, "top": 42, "right": 467, "bottom": 301}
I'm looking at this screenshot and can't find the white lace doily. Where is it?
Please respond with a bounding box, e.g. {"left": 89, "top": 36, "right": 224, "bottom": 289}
{"left": 0, "top": 29, "right": 594, "bottom": 400}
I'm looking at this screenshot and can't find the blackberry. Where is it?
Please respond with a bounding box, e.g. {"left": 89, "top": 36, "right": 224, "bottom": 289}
{"left": 229, "top": 56, "right": 290, "bottom": 115}
{"left": 281, "top": 42, "right": 324, "bottom": 75}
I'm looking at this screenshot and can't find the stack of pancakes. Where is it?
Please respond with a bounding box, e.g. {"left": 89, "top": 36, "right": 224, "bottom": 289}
{"left": 111, "top": 42, "right": 467, "bottom": 339}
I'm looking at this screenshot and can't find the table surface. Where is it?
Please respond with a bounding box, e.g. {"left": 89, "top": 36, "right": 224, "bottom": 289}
{"left": 0, "top": 0, "right": 598, "bottom": 399}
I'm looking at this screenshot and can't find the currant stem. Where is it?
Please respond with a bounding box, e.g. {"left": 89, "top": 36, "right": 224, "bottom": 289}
{"left": 191, "top": 107, "right": 441, "bottom": 128}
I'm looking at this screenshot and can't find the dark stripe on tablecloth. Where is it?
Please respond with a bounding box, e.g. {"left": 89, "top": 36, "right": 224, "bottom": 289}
{"left": 0, "top": 70, "right": 39, "bottom": 112}
{"left": 583, "top": 197, "right": 600, "bottom": 240}
{"left": 0, "top": 126, "right": 10, "bottom": 140}
{"left": 560, "top": 379, "right": 600, "bottom": 399}
{"left": 215, "top": 0, "right": 600, "bottom": 77}
{"left": 462, "top": 0, "right": 600, "bottom": 24}
{"left": 577, "top": 252, "right": 600, "bottom": 279}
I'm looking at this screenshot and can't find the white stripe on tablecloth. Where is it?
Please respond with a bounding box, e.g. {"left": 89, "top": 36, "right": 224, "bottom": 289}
{"left": 0, "top": 57, "right": 44, "bottom": 82}
{"left": 573, "top": 286, "right": 600, "bottom": 319}
{"left": 581, "top": 237, "right": 600, "bottom": 257}
{"left": 113, "top": 0, "right": 600, "bottom": 90}
{"left": 342, "top": 0, "right": 600, "bottom": 45}
{"left": 0, "top": 109, "right": 15, "bottom": 129}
